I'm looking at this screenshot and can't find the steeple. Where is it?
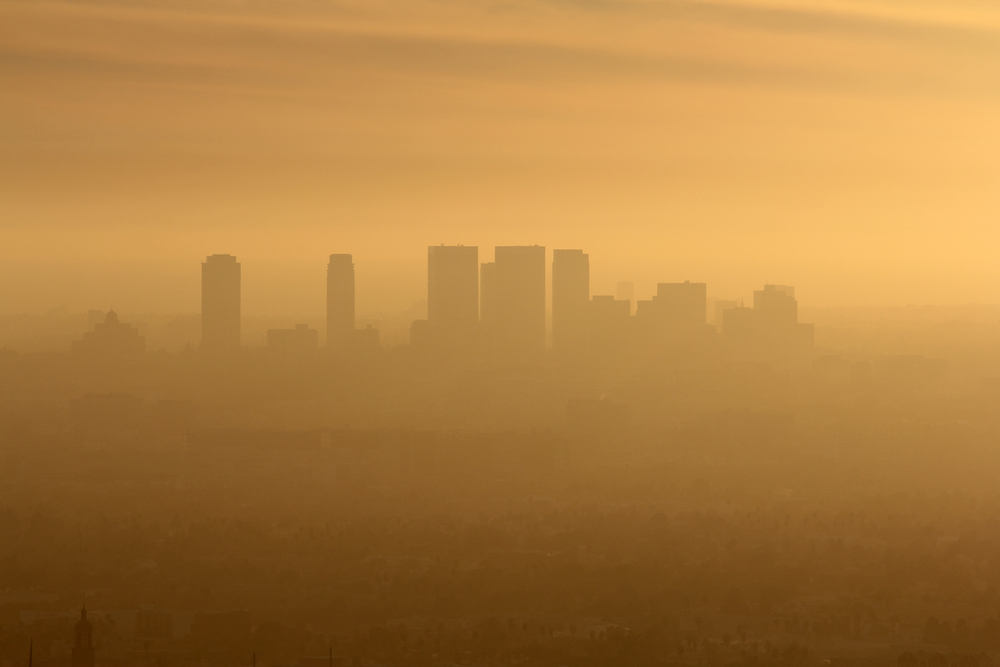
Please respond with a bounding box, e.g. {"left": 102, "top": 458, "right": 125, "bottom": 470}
{"left": 72, "top": 606, "right": 94, "bottom": 667}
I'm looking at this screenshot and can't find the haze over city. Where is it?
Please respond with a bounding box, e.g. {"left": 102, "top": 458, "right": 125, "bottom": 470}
{"left": 4, "top": 3, "right": 1000, "bottom": 667}
{"left": 4, "top": 0, "right": 1000, "bottom": 314}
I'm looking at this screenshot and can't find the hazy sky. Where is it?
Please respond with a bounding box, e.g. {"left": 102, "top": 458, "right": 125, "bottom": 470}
{"left": 2, "top": 0, "right": 1000, "bottom": 315}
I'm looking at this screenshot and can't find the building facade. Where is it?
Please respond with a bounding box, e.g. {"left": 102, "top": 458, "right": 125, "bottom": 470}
{"left": 327, "top": 254, "right": 355, "bottom": 351}
{"left": 552, "top": 249, "right": 589, "bottom": 357}
{"left": 494, "top": 246, "right": 546, "bottom": 364}
{"left": 201, "top": 254, "right": 241, "bottom": 350}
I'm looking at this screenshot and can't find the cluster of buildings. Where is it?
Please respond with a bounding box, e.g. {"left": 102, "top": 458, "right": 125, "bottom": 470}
{"left": 74, "top": 247, "right": 813, "bottom": 367}
{"left": 198, "top": 253, "right": 377, "bottom": 356}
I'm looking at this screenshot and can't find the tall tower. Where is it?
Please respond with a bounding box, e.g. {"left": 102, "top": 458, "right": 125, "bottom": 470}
{"left": 72, "top": 607, "right": 95, "bottom": 667}
{"left": 427, "top": 245, "right": 478, "bottom": 351}
{"left": 753, "top": 284, "right": 797, "bottom": 328}
{"left": 480, "top": 262, "right": 497, "bottom": 326}
{"left": 327, "top": 254, "right": 355, "bottom": 351}
{"left": 201, "top": 254, "right": 241, "bottom": 350}
{"left": 616, "top": 281, "right": 635, "bottom": 315}
{"left": 494, "top": 246, "right": 546, "bottom": 364}
{"left": 480, "top": 261, "right": 497, "bottom": 357}
{"left": 551, "top": 249, "right": 589, "bottom": 357}
{"left": 656, "top": 281, "right": 707, "bottom": 330}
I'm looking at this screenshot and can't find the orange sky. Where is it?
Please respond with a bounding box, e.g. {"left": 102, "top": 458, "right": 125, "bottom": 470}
{"left": 2, "top": 0, "right": 1000, "bottom": 315}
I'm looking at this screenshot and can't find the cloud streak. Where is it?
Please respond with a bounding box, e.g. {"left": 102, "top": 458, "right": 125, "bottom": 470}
{"left": 2, "top": 0, "right": 999, "bottom": 101}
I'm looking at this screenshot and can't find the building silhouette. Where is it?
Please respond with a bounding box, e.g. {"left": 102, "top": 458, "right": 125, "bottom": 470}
{"left": 327, "top": 254, "right": 355, "bottom": 351}
{"left": 354, "top": 324, "right": 380, "bottom": 355}
{"left": 589, "top": 295, "right": 629, "bottom": 361}
{"left": 723, "top": 285, "right": 814, "bottom": 366}
{"left": 494, "top": 246, "right": 546, "bottom": 364}
{"left": 754, "top": 284, "right": 797, "bottom": 328}
{"left": 635, "top": 281, "right": 708, "bottom": 354}
{"left": 71, "top": 310, "right": 145, "bottom": 356}
{"left": 184, "top": 246, "right": 820, "bottom": 368}
{"left": 712, "top": 298, "right": 740, "bottom": 328}
{"left": 479, "top": 261, "right": 497, "bottom": 352}
{"left": 722, "top": 305, "right": 759, "bottom": 359}
{"left": 616, "top": 281, "right": 634, "bottom": 315}
{"left": 655, "top": 281, "right": 707, "bottom": 330}
{"left": 201, "top": 254, "right": 241, "bottom": 351}
{"left": 427, "top": 245, "right": 478, "bottom": 353}
{"left": 267, "top": 324, "right": 319, "bottom": 354}
{"left": 72, "top": 607, "right": 95, "bottom": 667}
{"left": 552, "top": 249, "right": 589, "bottom": 357}
{"left": 755, "top": 284, "right": 814, "bottom": 363}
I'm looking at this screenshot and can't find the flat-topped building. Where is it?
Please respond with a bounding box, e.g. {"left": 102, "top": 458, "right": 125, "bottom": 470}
{"left": 427, "top": 245, "right": 479, "bottom": 351}
{"left": 552, "top": 249, "right": 589, "bottom": 357}
{"left": 494, "top": 246, "right": 546, "bottom": 364}
{"left": 327, "top": 254, "right": 355, "bottom": 350}
{"left": 201, "top": 254, "right": 241, "bottom": 350}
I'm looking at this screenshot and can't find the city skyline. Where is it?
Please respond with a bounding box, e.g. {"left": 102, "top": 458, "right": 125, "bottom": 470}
{"left": 181, "top": 248, "right": 813, "bottom": 352}
{"left": 16, "top": 247, "right": 816, "bottom": 320}
{"left": 3, "top": 4, "right": 999, "bottom": 667}
{"left": 36, "top": 247, "right": 816, "bottom": 364}
{"left": 4, "top": 1, "right": 1000, "bottom": 314}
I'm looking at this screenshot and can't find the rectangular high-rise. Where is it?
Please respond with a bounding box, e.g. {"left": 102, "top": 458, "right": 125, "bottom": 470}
{"left": 480, "top": 261, "right": 497, "bottom": 356}
{"left": 753, "top": 284, "right": 797, "bottom": 328}
{"left": 201, "top": 254, "right": 241, "bottom": 350}
{"left": 480, "top": 262, "right": 497, "bottom": 328}
{"left": 633, "top": 280, "right": 706, "bottom": 356}
{"left": 713, "top": 299, "right": 740, "bottom": 327}
{"left": 552, "top": 249, "right": 589, "bottom": 356}
{"left": 327, "top": 254, "right": 355, "bottom": 350}
{"left": 267, "top": 324, "right": 319, "bottom": 354}
{"left": 616, "top": 281, "right": 635, "bottom": 315}
{"left": 724, "top": 285, "right": 813, "bottom": 366}
{"left": 590, "top": 295, "right": 630, "bottom": 360}
{"left": 427, "top": 245, "right": 478, "bottom": 349}
{"left": 494, "top": 246, "right": 546, "bottom": 363}
{"left": 656, "top": 281, "right": 707, "bottom": 329}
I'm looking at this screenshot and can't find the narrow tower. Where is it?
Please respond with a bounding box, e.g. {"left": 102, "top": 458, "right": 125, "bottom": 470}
{"left": 201, "top": 254, "right": 241, "bottom": 350}
{"left": 427, "top": 245, "right": 478, "bottom": 353}
{"left": 552, "top": 249, "right": 589, "bottom": 357}
{"left": 327, "top": 254, "right": 355, "bottom": 351}
{"left": 71, "top": 607, "right": 95, "bottom": 667}
{"left": 494, "top": 246, "right": 546, "bottom": 364}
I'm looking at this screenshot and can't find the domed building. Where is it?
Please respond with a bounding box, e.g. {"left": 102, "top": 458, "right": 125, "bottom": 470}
{"left": 70, "top": 310, "right": 145, "bottom": 357}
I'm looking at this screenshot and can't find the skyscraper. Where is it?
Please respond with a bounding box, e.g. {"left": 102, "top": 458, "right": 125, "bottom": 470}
{"left": 427, "top": 245, "right": 478, "bottom": 351}
{"left": 753, "top": 284, "right": 797, "bottom": 328}
{"left": 494, "top": 245, "right": 546, "bottom": 363}
{"left": 656, "top": 281, "right": 707, "bottom": 329}
{"left": 753, "top": 284, "right": 809, "bottom": 361}
{"left": 327, "top": 254, "right": 355, "bottom": 350}
{"left": 712, "top": 299, "right": 740, "bottom": 327}
{"left": 616, "top": 281, "right": 635, "bottom": 315}
{"left": 72, "top": 607, "right": 95, "bottom": 667}
{"left": 267, "top": 324, "right": 319, "bottom": 354}
{"left": 480, "top": 261, "right": 497, "bottom": 357}
{"left": 201, "top": 254, "right": 240, "bottom": 350}
{"left": 634, "top": 280, "right": 707, "bottom": 356}
{"left": 724, "top": 285, "right": 813, "bottom": 366}
{"left": 552, "top": 249, "right": 589, "bottom": 357}
{"left": 480, "top": 262, "right": 497, "bottom": 328}
{"left": 589, "top": 294, "right": 630, "bottom": 361}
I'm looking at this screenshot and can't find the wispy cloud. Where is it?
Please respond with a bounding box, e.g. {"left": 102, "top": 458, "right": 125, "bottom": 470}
{"left": 2, "top": 0, "right": 999, "bottom": 99}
